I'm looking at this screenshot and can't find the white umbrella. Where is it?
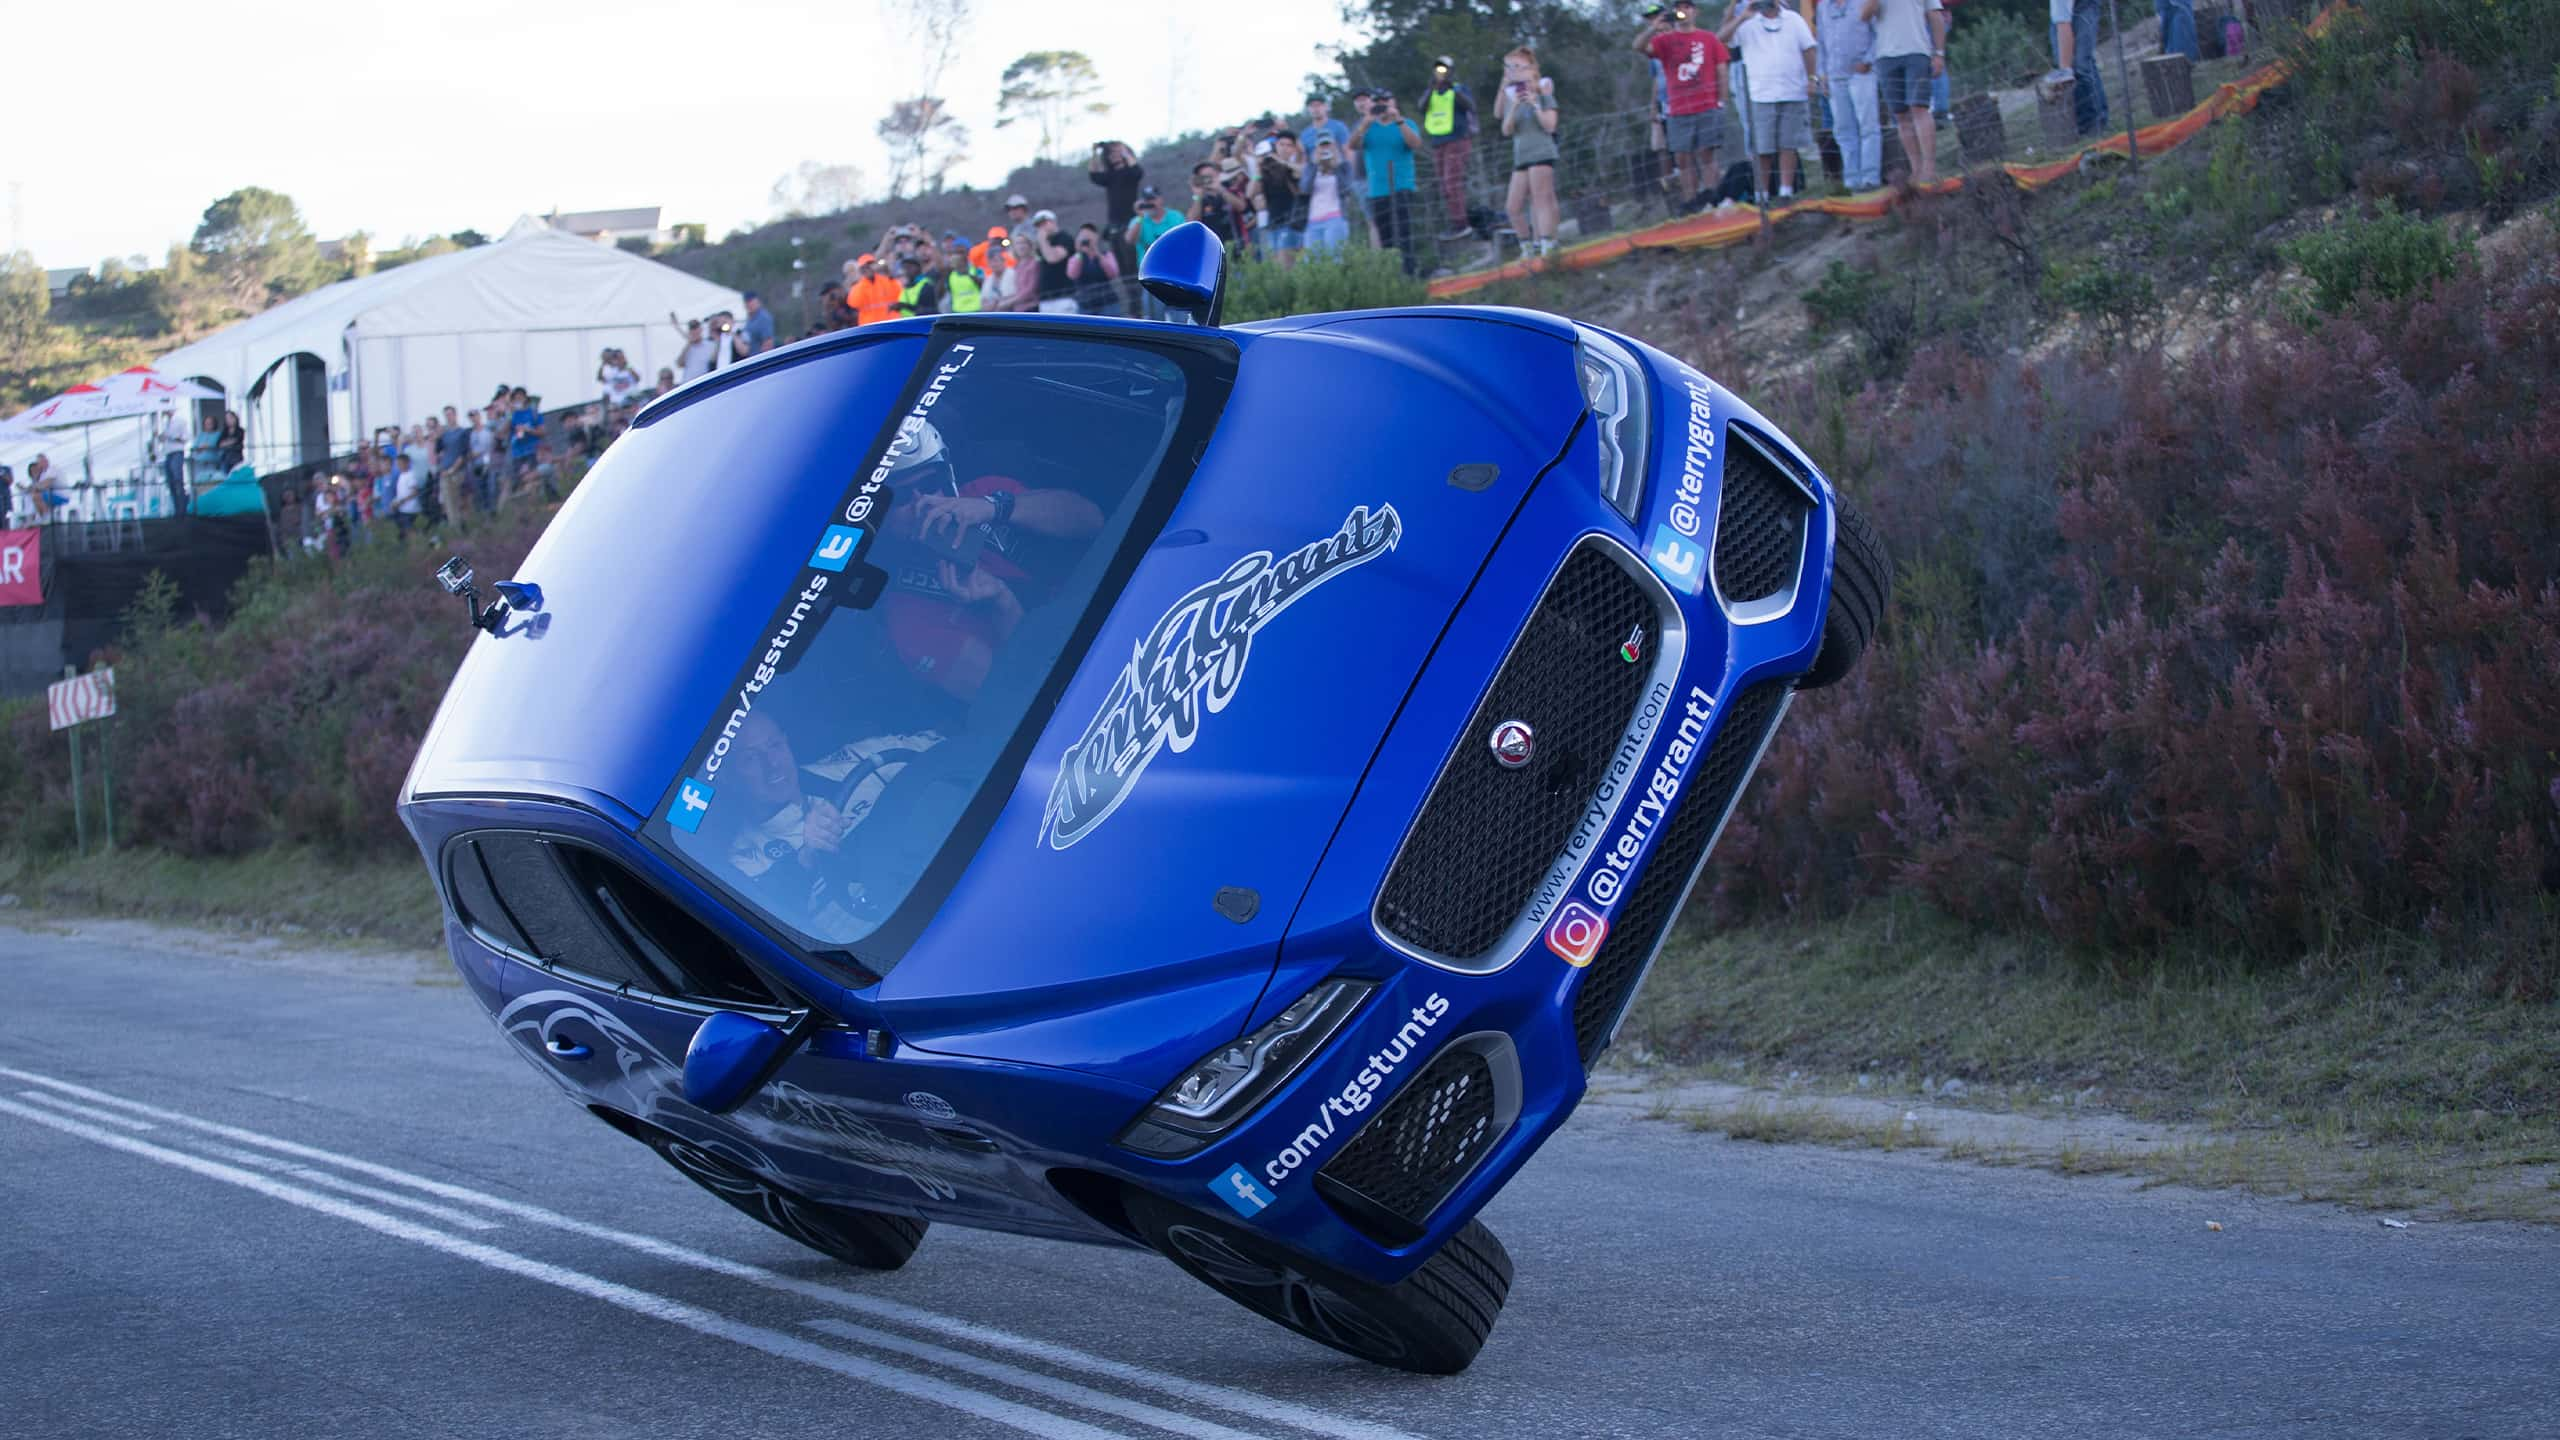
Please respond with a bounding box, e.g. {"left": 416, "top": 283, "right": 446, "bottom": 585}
{"left": 91, "top": 365, "right": 220, "bottom": 413}
{"left": 6, "top": 382, "right": 117, "bottom": 431}
{"left": 7, "top": 368, "right": 220, "bottom": 494}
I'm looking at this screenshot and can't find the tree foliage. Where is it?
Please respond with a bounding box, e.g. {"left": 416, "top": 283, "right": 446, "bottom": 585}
{"left": 877, "top": 99, "right": 971, "bottom": 198}
{"left": 771, "top": 160, "right": 870, "bottom": 219}
{"left": 0, "top": 249, "right": 49, "bottom": 353}
{"left": 189, "top": 186, "right": 325, "bottom": 311}
{"left": 995, "top": 50, "right": 1110, "bottom": 165}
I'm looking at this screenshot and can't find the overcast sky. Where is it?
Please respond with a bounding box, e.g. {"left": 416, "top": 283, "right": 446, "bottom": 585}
{"left": 10, "top": 0, "right": 1362, "bottom": 271}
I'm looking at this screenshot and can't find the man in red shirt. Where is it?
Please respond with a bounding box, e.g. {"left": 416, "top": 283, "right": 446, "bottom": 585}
{"left": 1637, "top": 1, "right": 1733, "bottom": 212}
{"left": 872, "top": 458, "right": 1104, "bottom": 702}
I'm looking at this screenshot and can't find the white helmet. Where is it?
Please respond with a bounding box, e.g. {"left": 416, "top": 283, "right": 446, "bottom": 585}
{"left": 882, "top": 418, "right": 955, "bottom": 496}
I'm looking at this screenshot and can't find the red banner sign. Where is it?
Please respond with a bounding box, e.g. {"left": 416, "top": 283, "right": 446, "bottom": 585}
{"left": 0, "top": 528, "right": 39, "bottom": 606}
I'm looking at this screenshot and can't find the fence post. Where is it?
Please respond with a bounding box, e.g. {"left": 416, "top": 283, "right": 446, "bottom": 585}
{"left": 68, "top": 722, "right": 87, "bottom": 858}
{"left": 2109, "top": 0, "right": 2141, "bottom": 167}
{"left": 102, "top": 718, "right": 115, "bottom": 850}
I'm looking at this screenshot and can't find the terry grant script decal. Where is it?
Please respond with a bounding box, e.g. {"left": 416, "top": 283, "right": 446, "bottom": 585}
{"left": 1040, "top": 503, "right": 1404, "bottom": 850}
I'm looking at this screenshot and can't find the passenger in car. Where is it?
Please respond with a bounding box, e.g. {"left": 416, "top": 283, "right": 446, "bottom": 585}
{"left": 681, "top": 710, "right": 944, "bottom": 933}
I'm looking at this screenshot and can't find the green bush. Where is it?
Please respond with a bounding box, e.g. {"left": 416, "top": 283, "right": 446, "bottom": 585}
{"left": 2042, "top": 261, "right": 2157, "bottom": 349}
{"left": 2280, "top": 203, "right": 2473, "bottom": 314}
{"left": 1222, "top": 245, "right": 1425, "bottom": 324}
{"left": 1948, "top": 6, "right": 2050, "bottom": 92}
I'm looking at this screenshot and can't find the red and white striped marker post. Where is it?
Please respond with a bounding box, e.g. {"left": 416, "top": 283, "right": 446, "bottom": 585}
{"left": 47, "top": 667, "right": 118, "bottom": 853}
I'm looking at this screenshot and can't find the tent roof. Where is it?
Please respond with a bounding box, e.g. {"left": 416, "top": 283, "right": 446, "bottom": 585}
{"left": 3, "top": 229, "right": 743, "bottom": 476}
{"left": 148, "top": 227, "right": 741, "bottom": 387}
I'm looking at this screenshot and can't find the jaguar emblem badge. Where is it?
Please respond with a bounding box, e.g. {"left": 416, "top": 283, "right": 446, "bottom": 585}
{"left": 1489, "top": 719, "right": 1536, "bottom": 769}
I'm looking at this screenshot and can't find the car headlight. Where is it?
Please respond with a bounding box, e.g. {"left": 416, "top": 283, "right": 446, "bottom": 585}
{"left": 1576, "top": 328, "right": 1653, "bottom": 521}
{"left": 1117, "top": 978, "right": 1373, "bottom": 1158}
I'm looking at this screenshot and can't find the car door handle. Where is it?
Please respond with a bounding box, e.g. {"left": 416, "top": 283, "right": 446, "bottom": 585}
{"left": 544, "top": 1036, "right": 592, "bottom": 1060}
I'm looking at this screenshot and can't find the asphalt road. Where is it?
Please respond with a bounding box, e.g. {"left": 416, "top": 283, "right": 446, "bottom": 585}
{"left": 4, "top": 922, "right": 2554, "bottom": 1440}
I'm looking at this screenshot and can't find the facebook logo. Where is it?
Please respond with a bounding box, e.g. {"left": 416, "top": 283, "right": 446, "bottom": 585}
{"left": 668, "top": 778, "right": 715, "bottom": 833}
{"left": 1646, "top": 524, "right": 1707, "bottom": 596}
{"left": 1209, "top": 1164, "right": 1274, "bottom": 1218}
{"left": 810, "top": 525, "right": 866, "bottom": 573}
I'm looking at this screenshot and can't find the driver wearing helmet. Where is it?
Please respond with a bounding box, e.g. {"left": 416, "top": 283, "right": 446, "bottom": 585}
{"left": 684, "top": 708, "right": 944, "bottom": 934}
{"left": 871, "top": 420, "right": 1105, "bottom": 702}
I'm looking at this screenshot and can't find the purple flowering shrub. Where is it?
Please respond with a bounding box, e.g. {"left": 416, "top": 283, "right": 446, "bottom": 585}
{"left": 1711, "top": 246, "right": 2560, "bottom": 967}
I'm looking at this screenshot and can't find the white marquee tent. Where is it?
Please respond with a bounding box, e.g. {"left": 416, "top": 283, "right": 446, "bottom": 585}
{"left": 2, "top": 227, "right": 742, "bottom": 491}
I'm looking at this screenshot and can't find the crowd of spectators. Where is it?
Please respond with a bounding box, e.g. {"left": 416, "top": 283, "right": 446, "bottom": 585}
{"left": 747, "top": 0, "right": 2147, "bottom": 298}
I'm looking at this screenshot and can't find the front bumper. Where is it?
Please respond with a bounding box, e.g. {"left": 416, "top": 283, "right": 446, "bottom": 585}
{"left": 1125, "top": 342, "right": 1839, "bottom": 1282}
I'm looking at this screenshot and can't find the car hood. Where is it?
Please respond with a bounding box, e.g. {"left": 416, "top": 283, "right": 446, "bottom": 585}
{"left": 878, "top": 312, "right": 1587, "bottom": 1087}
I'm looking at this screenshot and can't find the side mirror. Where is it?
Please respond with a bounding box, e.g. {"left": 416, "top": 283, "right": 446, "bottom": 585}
{"left": 682, "top": 1010, "right": 799, "bottom": 1114}
{"left": 1138, "top": 221, "right": 1228, "bottom": 328}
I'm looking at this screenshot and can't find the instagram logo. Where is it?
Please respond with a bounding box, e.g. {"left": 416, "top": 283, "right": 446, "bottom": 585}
{"left": 1546, "top": 901, "right": 1609, "bottom": 968}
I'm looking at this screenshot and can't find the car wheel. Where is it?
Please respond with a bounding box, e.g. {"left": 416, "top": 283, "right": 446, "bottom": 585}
{"left": 1798, "top": 493, "right": 1893, "bottom": 690}
{"left": 633, "top": 1123, "right": 927, "bottom": 1271}
{"left": 1124, "top": 1187, "right": 1513, "bottom": 1375}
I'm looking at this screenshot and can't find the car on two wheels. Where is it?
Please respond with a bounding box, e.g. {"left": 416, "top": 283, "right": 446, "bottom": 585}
{"left": 401, "top": 223, "right": 1889, "bottom": 1374}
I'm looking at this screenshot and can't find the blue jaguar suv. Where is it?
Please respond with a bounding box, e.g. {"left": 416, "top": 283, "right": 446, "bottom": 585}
{"left": 400, "top": 224, "right": 1889, "bottom": 1374}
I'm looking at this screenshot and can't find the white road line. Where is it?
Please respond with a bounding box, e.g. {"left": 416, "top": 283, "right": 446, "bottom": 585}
{"left": 0, "top": 1064, "right": 1427, "bottom": 1440}
{"left": 0, "top": 1095, "right": 1140, "bottom": 1440}
{"left": 16, "top": 1089, "right": 157, "bottom": 1131}
{"left": 188, "top": 1140, "right": 506, "bottom": 1232}
{"left": 802, "top": 1316, "right": 1276, "bottom": 1440}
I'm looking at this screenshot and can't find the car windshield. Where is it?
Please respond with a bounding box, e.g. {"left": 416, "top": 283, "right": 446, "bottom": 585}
{"left": 647, "top": 327, "right": 1231, "bottom": 972}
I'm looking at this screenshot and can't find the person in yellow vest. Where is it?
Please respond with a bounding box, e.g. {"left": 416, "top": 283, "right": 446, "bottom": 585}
{"left": 894, "top": 255, "right": 937, "bottom": 318}
{"left": 942, "top": 249, "right": 984, "bottom": 313}
{"left": 1421, "top": 54, "right": 1480, "bottom": 241}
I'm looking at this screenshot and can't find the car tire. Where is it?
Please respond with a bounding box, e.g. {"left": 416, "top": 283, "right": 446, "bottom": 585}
{"left": 1798, "top": 494, "right": 1892, "bottom": 690}
{"left": 633, "top": 1124, "right": 927, "bottom": 1271}
{"left": 1124, "top": 1187, "right": 1513, "bottom": 1375}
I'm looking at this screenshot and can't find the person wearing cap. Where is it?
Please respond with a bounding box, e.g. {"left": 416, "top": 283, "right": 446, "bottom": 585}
{"left": 1720, "top": 0, "right": 1819, "bottom": 203}
{"left": 738, "top": 291, "right": 777, "bottom": 356}
{"left": 1295, "top": 95, "right": 1353, "bottom": 184}
{"left": 1024, "top": 210, "right": 1077, "bottom": 314}
{"left": 1641, "top": 1, "right": 1734, "bottom": 214}
{"left": 671, "top": 313, "right": 717, "bottom": 381}
{"left": 848, "top": 254, "right": 903, "bottom": 326}
{"left": 1421, "top": 55, "right": 1480, "bottom": 240}
{"left": 894, "top": 254, "right": 941, "bottom": 318}
{"left": 1001, "top": 194, "right": 1038, "bottom": 275}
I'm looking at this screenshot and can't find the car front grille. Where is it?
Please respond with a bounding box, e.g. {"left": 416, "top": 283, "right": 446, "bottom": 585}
{"left": 1713, "top": 432, "right": 1814, "bottom": 607}
{"left": 1375, "top": 544, "right": 1664, "bottom": 963}
{"left": 1570, "top": 680, "right": 1790, "bottom": 1067}
{"left": 1317, "top": 1046, "right": 1498, "bottom": 1241}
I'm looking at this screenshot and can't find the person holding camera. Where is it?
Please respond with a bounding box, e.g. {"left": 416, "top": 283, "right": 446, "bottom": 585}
{"left": 597, "top": 347, "right": 642, "bottom": 405}
{"left": 1188, "top": 161, "right": 1240, "bottom": 247}
{"left": 1088, "top": 141, "right": 1146, "bottom": 310}
{"left": 1639, "top": 0, "right": 1734, "bottom": 213}
{"left": 1498, "top": 47, "right": 1562, "bottom": 257}
{"left": 670, "top": 314, "right": 717, "bottom": 380}
{"left": 1067, "top": 223, "right": 1123, "bottom": 316}
{"left": 1351, "top": 89, "right": 1425, "bottom": 274}
{"left": 1026, "top": 210, "right": 1078, "bottom": 314}
{"left": 1250, "top": 135, "right": 1307, "bottom": 268}
{"left": 1721, "top": 0, "right": 1819, "bottom": 203}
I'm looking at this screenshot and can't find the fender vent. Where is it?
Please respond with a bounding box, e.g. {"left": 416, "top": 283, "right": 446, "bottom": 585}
{"left": 1713, "top": 432, "right": 1813, "bottom": 607}
{"left": 1317, "top": 1046, "right": 1499, "bottom": 1242}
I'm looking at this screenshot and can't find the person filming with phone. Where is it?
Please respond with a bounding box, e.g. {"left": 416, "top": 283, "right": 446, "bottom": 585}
{"left": 1350, "top": 88, "right": 1426, "bottom": 273}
